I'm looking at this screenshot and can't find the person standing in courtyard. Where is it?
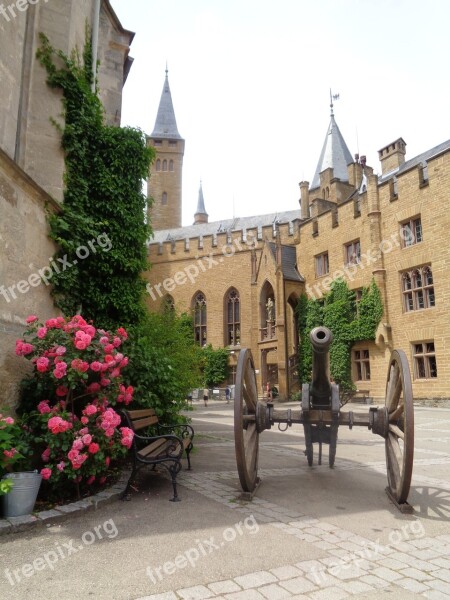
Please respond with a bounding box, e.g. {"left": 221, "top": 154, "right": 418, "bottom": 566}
{"left": 225, "top": 386, "right": 231, "bottom": 404}
{"left": 203, "top": 387, "right": 209, "bottom": 407}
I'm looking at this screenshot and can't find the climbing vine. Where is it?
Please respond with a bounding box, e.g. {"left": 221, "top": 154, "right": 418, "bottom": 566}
{"left": 36, "top": 32, "right": 154, "bottom": 330}
{"left": 297, "top": 279, "right": 383, "bottom": 394}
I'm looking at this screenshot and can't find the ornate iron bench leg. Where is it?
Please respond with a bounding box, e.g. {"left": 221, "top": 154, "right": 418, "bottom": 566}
{"left": 185, "top": 442, "right": 193, "bottom": 470}
{"left": 168, "top": 462, "right": 181, "bottom": 502}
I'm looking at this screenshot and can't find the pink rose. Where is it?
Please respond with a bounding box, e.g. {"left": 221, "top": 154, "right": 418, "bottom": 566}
{"left": 26, "top": 315, "right": 38, "bottom": 324}
{"left": 120, "top": 357, "right": 129, "bottom": 368}
{"left": 100, "top": 378, "right": 111, "bottom": 387}
{"left": 87, "top": 382, "right": 101, "bottom": 394}
{"left": 90, "top": 361, "right": 103, "bottom": 372}
{"left": 36, "top": 357, "right": 50, "bottom": 373}
{"left": 75, "top": 341, "right": 87, "bottom": 350}
{"left": 41, "top": 447, "right": 51, "bottom": 462}
{"left": 72, "top": 439, "right": 84, "bottom": 451}
{"left": 55, "top": 346, "right": 67, "bottom": 356}
{"left": 56, "top": 461, "right": 65, "bottom": 472}
{"left": 38, "top": 400, "right": 51, "bottom": 414}
{"left": 81, "top": 416, "right": 89, "bottom": 425}
{"left": 40, "top": 468, "right": 52, "bottom": 480}
{"left": 3, "top": 417, "right": 14, "bottom": 425}
{"left": 83, "top": 404, "right": 97, "bottom": 416}
{"left": 99, "top": 336, "right": 109, "bottom": 345}
{"left": 3, "top": 448, "right": 17, "bottom": 459}
{"left": 117, "top": 327, "right": 128, "bottom": 340}
{"left": 104, "top": 344, "right": 115, "bottom": 354}
{"left": 37, "top": 327, "right": 48, "bottom": 339}
{"left": 71, "top": 358, "right": 89, "bottom": 373}
{"left": 104, "top": 354, "right": 114, "bottom": 363}
{"left": 56, "top": 385, "right": 69, "bottom": 397}
{"left": 84, "top": 326, "right": 96, "bottom": 337}
{"left": 88, "top": 443, "right": 100, "bottom": 454}
{"left": 105, "top": 456, "right": 110, "bottom": 467}
{"left": 82, "top": 434, "right": 92, "bottom": 445}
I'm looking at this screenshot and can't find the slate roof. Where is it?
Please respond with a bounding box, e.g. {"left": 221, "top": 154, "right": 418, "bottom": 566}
{"left": 149, "top": 210, "right": 301, "bottom": 244}
{"left": 310, "top": 115, "right": 353, "bottom": 190}
{"left": 267, "top": 242, "right": 304, "bottom": 282}
{"left": 378, "top": 138, "right": 450, "bottom": 183}
{"left": 150, "top": 70, "right": 182, "bottom": 140}
{"left": 195, "top": 182, "right": 208, "bottom": 216}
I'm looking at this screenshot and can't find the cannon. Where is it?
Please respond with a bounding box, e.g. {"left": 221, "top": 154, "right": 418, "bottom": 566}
{"left": 234, "top": 326, "right": 414, "bottom": 512}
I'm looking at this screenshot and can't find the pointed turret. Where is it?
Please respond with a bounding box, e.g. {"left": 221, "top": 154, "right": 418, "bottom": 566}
{"left": 194, "top": 181, "right": 208, "bottom": 224}
{"left": 310, "top": 102, "right": 353, "bottom": 191}
{"left": 151, "top": 68, "right": 182, "bottom": 139}
{"left": 147, "top": 68, "right": 185, "bottom": 231}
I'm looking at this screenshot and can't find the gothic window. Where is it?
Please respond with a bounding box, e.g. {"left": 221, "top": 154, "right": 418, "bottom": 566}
{"left": 162, "top": 295, "right": 175, "bottom": 312}
{"left": 353, "top": 349, "right": 371, "bottom": 381}
{"left": 156, "top": 159, "right": 161, "bottom": 172}
{"left": 169, "top": 160, "right": 174, "bottom": 172}
{"left": 413, "top": 341, "right": 437, "bottom": 379}
{"left": 193, "top": 292, "right": 207, "bottom": 346}
{"left": 402, "top": 265, "right": 435, "bottom": 312}
{"left": 226, "top": 289, "right": 240, "bottom": 346}
{"left": 315, "top": 252, "right": 329, "bottom": 277}
{"left": 400, "top": 216, "right": 422, "bottom": 247}
{"left": 162, "top": 192, "right": 167, "bottom": 205}
{"left": 344, "top": 240, "right": 361, "bottom": 266}
{"left": 162, "top": 159, "right": 167, "bottom": 171}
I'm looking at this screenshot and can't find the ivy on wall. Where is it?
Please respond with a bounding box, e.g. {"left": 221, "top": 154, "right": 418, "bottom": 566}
{"left": 297, "top": 279, "right": 383, "bottom": 393}
{"left": 36, "top": 33, "right": 154, "bottom": 329}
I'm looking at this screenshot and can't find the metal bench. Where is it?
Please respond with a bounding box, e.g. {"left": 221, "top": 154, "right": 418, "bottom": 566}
{"left": 120, "top": 408, "right": 194, "bottom": 502}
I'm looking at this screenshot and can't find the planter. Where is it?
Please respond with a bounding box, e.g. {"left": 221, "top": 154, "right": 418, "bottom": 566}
{"left": 1, "top": 471, "right": 42, "bottom": 517}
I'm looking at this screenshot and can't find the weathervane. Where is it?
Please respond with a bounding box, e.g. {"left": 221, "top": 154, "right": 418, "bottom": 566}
{"left": 329, "top": 89, "right": 340, "bottom": 116}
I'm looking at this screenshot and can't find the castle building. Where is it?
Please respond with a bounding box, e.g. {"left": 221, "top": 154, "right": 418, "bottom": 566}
{"left": 0, "top": 0, "right": 133, "bottom": 408}
{"left": 146, "top": 74, "right": 450, "bottom": 404}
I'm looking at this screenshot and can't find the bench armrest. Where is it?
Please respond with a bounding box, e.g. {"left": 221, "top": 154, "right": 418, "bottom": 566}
{"left": 156, "top": 423, "right": 194, "bottom": 439}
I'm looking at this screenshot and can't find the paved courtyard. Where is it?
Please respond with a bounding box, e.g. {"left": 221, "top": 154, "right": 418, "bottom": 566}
{"left": 1, "top": 401, "right": 449, "bottom": 599}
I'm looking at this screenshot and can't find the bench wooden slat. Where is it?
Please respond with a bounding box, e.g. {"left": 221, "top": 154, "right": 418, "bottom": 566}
{"left": 127, "top": 408, "right": 157, "bottom": 419}
{"left": 137, "top": 438, "right": 170, "bottom": 458}
{"left": 133, "top": 416, "right": 159, "bottom": 430}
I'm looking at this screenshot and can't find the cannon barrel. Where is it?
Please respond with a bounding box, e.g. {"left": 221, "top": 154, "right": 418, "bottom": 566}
{"left": 310, "top": 326, "right": 333, "bottom": 406}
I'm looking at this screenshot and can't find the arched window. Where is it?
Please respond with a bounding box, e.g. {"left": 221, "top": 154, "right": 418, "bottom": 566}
{"left": 162, "top": 192, "right": 167, "bottom": 205}
{"left": 162, "top": 159, "right": 167, "bottom": 171}
{"left": 156, "top": 159, "right": 161, "bottom": 172}
{"left": 193, "top": 292, "right": 207, "bottom": 346}
{"left": 162, "top": 295, "right": 175, "bottom": 312}
{"left": 226, "top": 289, "right": 240, "bottom": 346}
{"left": 169, "top": 160, "right": 174, "bottom": 172}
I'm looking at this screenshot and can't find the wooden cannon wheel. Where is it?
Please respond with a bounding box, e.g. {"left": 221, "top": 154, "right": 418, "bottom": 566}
{"left": 384, "top": 350, "right": 414, "bottom": 505}
{"left": 234, "top": 348, "right": 260, "bottom": 492}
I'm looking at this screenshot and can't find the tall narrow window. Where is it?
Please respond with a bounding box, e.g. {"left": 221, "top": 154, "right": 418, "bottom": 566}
{"left": 315, "top": 252, "right": 329, "bottom": 277}
{"left": 169, "top": 160, "right": 174, "bottom": 172}
{"left": 353, "top": 349, "right": 371, "bottom": 381}
{"left": 156, "top": 159, "right": 161, "bottom": 172}
{"left": 413, "top": 341, "right": 437, "bottom": 379}
{"left": 226, "top": 289, "right": 240, "bottom": 346}
{"left": 402, "top": 265, "right": 435, "bottom": 311}
{"left": 161, "top": 192, "right": 167, "bottom": 205}
{"left": 401, "top": 216, "right": 422, "bottom": 247}
{"left": 162, "top": 159, "right": 167, "bottom": 171}
{"left": 193, "top": 293, "right": 207, "bottom": 346}
{"left": 344, "top": 240, "right": 361, "bottom": 266}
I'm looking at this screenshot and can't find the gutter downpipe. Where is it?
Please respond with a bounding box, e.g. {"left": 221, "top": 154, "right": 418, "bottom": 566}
{"left": 91, "top": 0, "right": 101, "bottom": 93}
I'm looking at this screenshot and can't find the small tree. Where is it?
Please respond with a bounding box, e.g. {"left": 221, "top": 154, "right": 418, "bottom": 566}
{"left": 202, "top": 345, "right": 230, "bottom": 388}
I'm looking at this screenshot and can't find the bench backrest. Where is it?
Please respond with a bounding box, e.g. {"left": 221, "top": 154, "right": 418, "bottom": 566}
{"left": 125, "top": 408, "right": 159, "bottom": 431}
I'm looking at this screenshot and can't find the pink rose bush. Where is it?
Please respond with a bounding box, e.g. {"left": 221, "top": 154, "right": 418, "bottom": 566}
{"left": 0, "top": 414, "right": 31, "bottom": 495}
{"left": 14, "top": 315, "right": 136, "bottom": 497}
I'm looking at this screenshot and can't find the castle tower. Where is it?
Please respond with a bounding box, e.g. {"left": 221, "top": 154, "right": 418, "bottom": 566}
{"left": 193, "top": 181, "right": 208, "bottom": 224}
{"left": 147, "top": 68, "right": 185, "bottom": 230}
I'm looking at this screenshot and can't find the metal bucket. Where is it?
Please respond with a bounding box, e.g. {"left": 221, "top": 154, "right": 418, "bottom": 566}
{"left": 1, "top": 471, "right": 42, "bottom": 517}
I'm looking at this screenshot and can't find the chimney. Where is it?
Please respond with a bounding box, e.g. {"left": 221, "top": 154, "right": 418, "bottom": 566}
{"left": 378, "top": 138, "right": 406, "bottom": 175}
{"left": 299, "top": 181, "right": 310, "bottom": 219}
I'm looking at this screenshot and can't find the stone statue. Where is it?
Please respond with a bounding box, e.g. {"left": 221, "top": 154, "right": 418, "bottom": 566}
{"left": 266, "top": 298, "right": 275, "bottom": 322}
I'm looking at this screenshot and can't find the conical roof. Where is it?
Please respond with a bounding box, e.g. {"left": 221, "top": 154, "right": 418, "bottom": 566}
{"left": 151, "top": 69, "right": 182, "bottom": 139}
{"left": 310, "top": 114, "right": 353, "bottom": 190}
{"left": 195, "top": 182, "right": 208, "bottom": 216}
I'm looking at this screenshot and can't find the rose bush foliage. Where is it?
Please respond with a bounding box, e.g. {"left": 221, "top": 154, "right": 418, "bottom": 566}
{"left": 15, "top": 315, "right": 135, "bottom": 497}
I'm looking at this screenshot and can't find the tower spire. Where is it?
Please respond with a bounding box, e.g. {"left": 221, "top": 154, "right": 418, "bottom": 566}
{"left": 151, "top": 68, "right": 182, "bottom": 139}
{"left": 194, "top": 180, "right": 208, "bottom": 225}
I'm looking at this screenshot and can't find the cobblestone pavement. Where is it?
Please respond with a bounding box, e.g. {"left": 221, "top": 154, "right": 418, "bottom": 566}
{"left": 136, "top": 403, "right": 450, "bottom": 600}
{"left": 1, "top": 402, "right": 449, "bottom": 600}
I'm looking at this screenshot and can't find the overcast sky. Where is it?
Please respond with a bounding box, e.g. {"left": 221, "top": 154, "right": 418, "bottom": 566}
{"left": 112, "top": 0, "right": 450, "bottom": 226}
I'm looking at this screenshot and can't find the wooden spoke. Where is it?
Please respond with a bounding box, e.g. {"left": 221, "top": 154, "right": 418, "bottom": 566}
{"left": 234, "top": 349, "right": 260, "bottom": 492}
{"left": 384, "top": 350, "right": 414, "bottom": 504}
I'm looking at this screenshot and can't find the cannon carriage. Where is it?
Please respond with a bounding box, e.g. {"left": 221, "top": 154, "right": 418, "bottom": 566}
{"left": 234, "top": 326, "right": 414, "bottom": 512}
